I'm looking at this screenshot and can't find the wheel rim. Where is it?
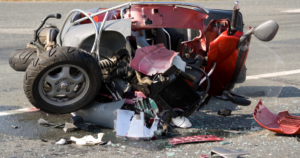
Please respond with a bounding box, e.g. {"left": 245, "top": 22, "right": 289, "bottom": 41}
{"left": 38, "top": 64, "right": 90, "bottom": 106}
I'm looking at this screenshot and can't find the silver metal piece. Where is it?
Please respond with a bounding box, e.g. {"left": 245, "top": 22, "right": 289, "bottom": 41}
{"left": 121, "top": 6, "right": 130, "bottom": 19}
{"left": 60, "top": 81, "right": 69, "bottom": 90}
{"left": 58, "top": 9, "right": 99, "bottom": 53}
{"left": 131, "top": 2, "right": 209, "bottom": 14}
{"left": 199, "top": 62, "right": 216, "bottom": 85}
{"left": 72, "top": 3, "right": 132, "bottom": 25}
{"left": 96, "top": 11, "right": 109, "bottom": 63}
{"left": 39, "top": 64, "right": 89, "bottom": 106}
{"left": 162, "top": 28, "right": 171, "bottom": 50}
{"left": 187, "top": 29, "right": 192, "bottom": 41}
{"left": 234, "top": 1, "right": 239, "bottom": 10}
{"left": 216, "top": 22, "right": 221, "bottom": 35}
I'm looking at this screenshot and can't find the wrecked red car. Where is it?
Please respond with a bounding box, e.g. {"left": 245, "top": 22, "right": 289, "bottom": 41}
{"left": 9, "top": 2, "right": 279, "bottom": 125}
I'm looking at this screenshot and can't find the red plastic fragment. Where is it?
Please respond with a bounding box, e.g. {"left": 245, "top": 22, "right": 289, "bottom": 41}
{"left": 169, "top": 135, "right": 223, "bottom": 145}
{"left": 253, "top": 99, "right": 300, "bottom": 134}
{"left": 130, "top": 44, "right": 178, "bottom": 76}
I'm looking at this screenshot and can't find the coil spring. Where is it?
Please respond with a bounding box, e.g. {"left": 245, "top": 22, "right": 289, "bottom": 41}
{"left": 99, "top": 56, "right": 117, "bottom": 69}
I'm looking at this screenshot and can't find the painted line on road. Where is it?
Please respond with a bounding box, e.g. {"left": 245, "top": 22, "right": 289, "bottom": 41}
{"left": 246, "top": 69, "right": 300, "bottom": 80}
{"left": 282, "top": 9, "right": 300, "bottom": 13}
{"left": 0, "top": 107, "right": 39, "bottom": 116}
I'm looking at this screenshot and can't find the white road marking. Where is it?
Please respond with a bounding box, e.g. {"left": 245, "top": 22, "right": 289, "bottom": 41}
{"left": 282, "top": 9, "right": 300, "bottom": 13}
{"left": 0, "top": 107, "right": 39, "bottom": 116}
{"left": 247, "top": 69, "right": 300, "bottom": 80}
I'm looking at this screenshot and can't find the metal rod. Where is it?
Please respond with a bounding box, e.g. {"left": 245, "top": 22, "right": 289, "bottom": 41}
{"left": 72, "top": 3, "right": 131, "bottom": 25}
{"left": 187, "top": 29, "right": 192, "bottom": 41}
{"left": 96, "top": 11, "right": 109, "bottom": 63}
{"left": 162, "top": 28, "right": 171, "bottom": 50}
{"left": 199, "top": 62, "right": 216, "bottom": 85}
{"left": 121, "top": 6, "right": 130, "bottom": 19}
{"left": 57, "top": 9, "right": 99, "bottom": 52}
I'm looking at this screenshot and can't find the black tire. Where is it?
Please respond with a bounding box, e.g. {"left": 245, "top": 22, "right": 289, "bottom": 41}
{"left": 9, "top": 48, "right": 37, "bottom": 71}
{"left": 23, "top": 47, "right": 102, "bottom": 114}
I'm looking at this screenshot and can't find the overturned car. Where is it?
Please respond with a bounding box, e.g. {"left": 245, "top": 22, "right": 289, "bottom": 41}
{"left": 10, "top": 2, "right": 278, "bottom": 127}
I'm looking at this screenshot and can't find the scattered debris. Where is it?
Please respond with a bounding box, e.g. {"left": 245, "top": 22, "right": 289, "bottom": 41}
{"left": 166, "top": 152, "right": 175, "bottom": 157}
{"left": 38, "top": 118, "right": 64, "bottom": 128}
{"left": 220, "top": 141, "right": 231, "bottom": 145}
{"left": 63, "top": 122, "right": 78, "bottom": 132}
{"left": 127, "top": 112, "right": 159, "bottom": 140}
{"left": 115, "top": 109, "right": 135, "bottom": 137}
{"left": 253, "top": 100, "right": 300, "bottom": 134}
{"left": 200, "top": 155, "right": 209, "bottom": 158}
{"left": 106, "top": 141, "right": 112, "bottom": 146}
{"left": 250, "top": 126, "right": 262, "bottom": 132}
{"left": 218, "top": 109, "right": 232, "bottom": 116}
{"left": 11, "top": 125, "right": 18, "bottom": 129}
{"left": 55, "top": 138, "right": 67, "bottom": 145}
{"left": 223, "top": 130, "right": 246, "bottom": 134}
{"left": 170, "top": 116, "right": 192, "bottom": 128}
{"left": 38, "top": 118, "right": 55, "bottom": 126}
{"left": 70, "top": 133, "right": 104, "bottom": 146}
{"left": 211, "top": 147, "right": 250, "bottom": 158}
{"left": 41, "top": 139, "right": 48, "bottom": 142}
{"left": 169, "top": 135, "right": 223, "bottom": 145}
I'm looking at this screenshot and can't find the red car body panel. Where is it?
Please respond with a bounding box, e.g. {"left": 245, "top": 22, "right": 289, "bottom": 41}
{"left": 124, "top": 5, "right": 207, "bottom": 31}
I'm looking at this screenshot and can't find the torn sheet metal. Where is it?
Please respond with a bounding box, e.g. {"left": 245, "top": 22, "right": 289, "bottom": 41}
{"left": 130, "top": 44, "right": 178, "bottom": 75}
{"left": 114, "top": 109, "right": 135, "bottom": 137}
{"left": 70, "top": 133, "right": 104, "bottom": 146}
{"left": 254, "top": 99, "right": 300, "bottom": 134}
{"left": 211, "top": 147, "right": 250, "bottom": 158}
{"left": 169, "top": 135, "right": 223, "bottom": 145}
{"left": 74, "top": 99, "right": 125, "bottom": 129}
{"left": 126, "top": 112, "right": 159, "bottom": 140}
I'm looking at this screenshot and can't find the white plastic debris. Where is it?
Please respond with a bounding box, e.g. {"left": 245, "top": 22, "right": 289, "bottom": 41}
{"left": 126, "top": 111, "right": 159, "bottom": 140}
{"left": 114, "top": 109, "right": 135, "bottom": 137}
{"left": 55, "top": 138, "right": 67, "bottom": 145}
{"left": 70, "top": 133, "right": 104, "bottom": 146}
{"left": 171, "top": 116, "right": 192, "bottom": 128}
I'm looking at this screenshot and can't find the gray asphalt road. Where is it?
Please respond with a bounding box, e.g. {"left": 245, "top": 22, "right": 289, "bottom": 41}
{"left": 0, "top": 0, "right": 300, "bottom": 157}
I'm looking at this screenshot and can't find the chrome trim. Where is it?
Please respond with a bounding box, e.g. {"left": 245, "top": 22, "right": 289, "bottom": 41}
{"left": 162, "top": 28, "right": 171, "bottom": 50}
{"left": 96, "top": 11, "right": 109, "bottom": 63}
{"left": 187, "top": 29, "right": 192, "bottom": 41}
{"left": 234, "top": 1, "right": 239, "bottom": 10}
{"left": 58, "top": 9, "right": 99, "bottom": 53}
{"left": 131, "top": 2, "right": 209, "bottom": 14}
{"left": 199, "top": 62, "right": 216, "bottom": 85}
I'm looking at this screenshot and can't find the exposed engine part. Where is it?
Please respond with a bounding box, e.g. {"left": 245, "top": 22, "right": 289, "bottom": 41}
{"left": 112, "top": 78, "right": 132, "bottom": 96}
{"left": 99, "top": 56, "right": 117, "bottom": 69}
{"left": 106, "top": 82, "right": 122, "bottom": 101}
{"left": 37, "top": 24, "right": 59, "bottom": 50}
{"left": 135, "top": 70, "right": 152, "bottom": 85}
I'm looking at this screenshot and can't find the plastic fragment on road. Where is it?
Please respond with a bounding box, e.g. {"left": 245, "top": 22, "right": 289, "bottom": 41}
{"left": 130, "top": 44, "right": 178, "bottom": 76}
{"left": 38, "top": 118, "right": 64, "bottom": 128}
{"left": 223, "top": 130, "right": 246, "bottom": 134}
{"left": 171, "top": 116, "right": 192, "bottom": 128}
{"left": 211, "top": 147, "right": 250, "bottom": 158}
{"left": 126, "top": 111, "right": 159, "bottom": 140}
{"left": 200, "top": 155, "right": 209, "bottom": 158}
{"left": 218, "top": 109, "right": 232, "bottom": 116}
{"left": 220, "top": 141, "right": 231, "bottom": 145}
{"left": 11, "top": 125, "right": 18, "bottom": 129}
{"left": 114, "top": 109, "right": 135, "bottom": 137}
{"left": 253, "top": 99, "right": 300, "bottom": 134}
{"left": 56, "top": 138, "right": 67, "bottom": 145}
{"left": 168, "top": 135, "right": 223, "bottom": 145}
{"left": 70, "top": 133, "right": 104, "bottom": 146}
{"left": 74, "top": 99, "right": 125, "bottom": 129}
